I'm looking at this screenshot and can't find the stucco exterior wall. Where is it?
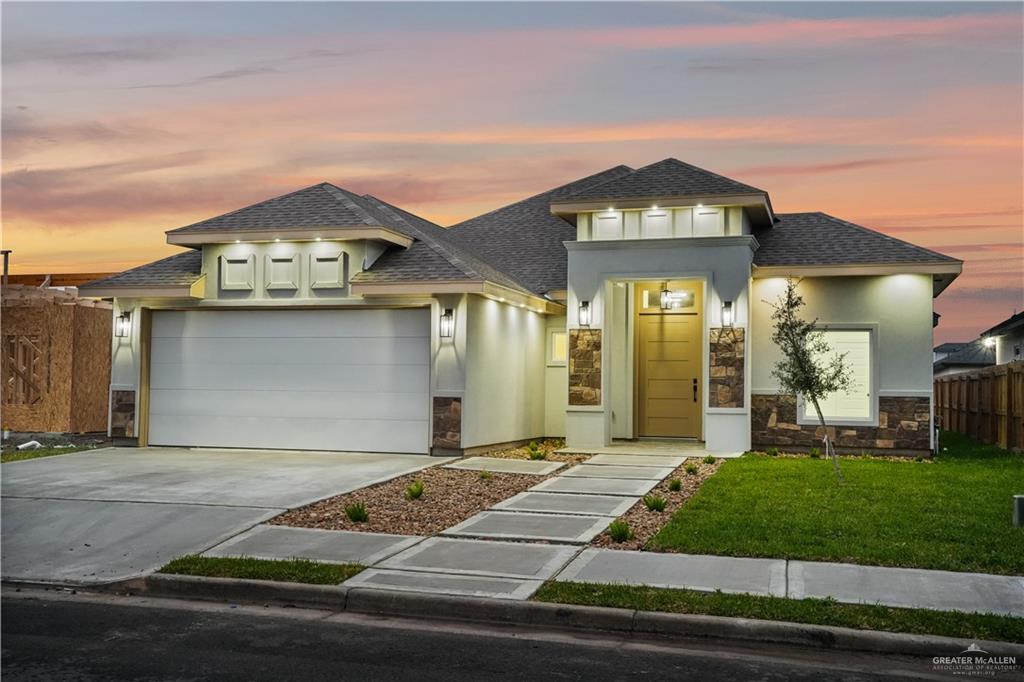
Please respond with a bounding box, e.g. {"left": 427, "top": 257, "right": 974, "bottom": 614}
{"left": 462, "top": 295, "right": 546, "bottom": 448}
{"left": 544, "top": 314, "right": 568, "bottom": 437}
{"left": 995, "top": 329, "right": 1024, "bottom": 365}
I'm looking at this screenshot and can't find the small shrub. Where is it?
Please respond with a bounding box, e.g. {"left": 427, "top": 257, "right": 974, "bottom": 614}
{"left": 479, "top": 469, "right": 492, "bottom": 480}
{"left": 703, "top": 454, "right": 716, "bottom": 464}
{"left": 667, "top": 478, "right": 682, "bottom": 492}
{"left": 914, "top": 455, "right": 924, "bottom": 463}
{"left": 766, "top": 447, "right": 780, "bottom": 457}
{"left": 608, "top": 520, "right": 632, "bottom": 542}
{"left": 808, "top": 447, "right": 821, "bottom": 459}
{"left": 344, "top": 502, "right": 369, "bottom": 523}
{"left": 643, "top": 494, "right": 667, "bottom": 512}
{"left": 528, "top": 446, "right": 547, "bottom": 461}
{"left": 404, "top": 480, "right": 424, "bottom": 500}
{"left": 684, "top": 463, "right": 699, "bottom": 476}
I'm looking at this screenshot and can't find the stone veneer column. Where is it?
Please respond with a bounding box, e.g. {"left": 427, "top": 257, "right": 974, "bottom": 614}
{"left": 568, "top": 329, "right": 601, "bottom": 406}
{"left": 110, "top": 389, "right": 136, "bottom": 438}
{"left": 432, "top": 397, "right": 462, "bottom": 449}
{"left": 709, "top": 327, "right": 745, "bottom": 408}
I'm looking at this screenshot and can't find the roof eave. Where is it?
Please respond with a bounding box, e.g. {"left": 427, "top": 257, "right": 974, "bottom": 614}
{"left": 550, "top": 192, "right": 774, "bottom": 227}
{"left": 166, "top": 226, "right": 414, "bottom": 248}
{"left": 752, "top": 261, "right": 962, "bottom": 297}
{"left": 351, "top": 279, "right": 563, "bottom": 314}
{"left": 79, "top": 274, "right": 206, "bottom": 300}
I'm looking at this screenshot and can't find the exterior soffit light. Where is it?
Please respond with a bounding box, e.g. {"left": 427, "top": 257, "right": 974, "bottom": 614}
{"left": 439, "top": 308, "right": 455, "bottom": 338}
{"left": 115, "top": 311, "right": 132, "bottom": 338}
{"left": 722, "top": 300, "right": 734, "bottom": 327}
{"left": 578, "top": 300, "right": 591, "bottom": 327}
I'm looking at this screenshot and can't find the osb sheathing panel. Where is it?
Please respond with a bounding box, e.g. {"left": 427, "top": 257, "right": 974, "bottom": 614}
{"left": 1, "top": 300, "right": 111, "bottom": 433}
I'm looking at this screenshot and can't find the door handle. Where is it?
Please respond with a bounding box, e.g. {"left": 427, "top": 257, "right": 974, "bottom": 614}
{"left": 693, "top": 378, "right": 698, "bottom": 402}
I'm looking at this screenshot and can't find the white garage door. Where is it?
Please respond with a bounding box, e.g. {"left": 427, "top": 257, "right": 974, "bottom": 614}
{"left": 148, "top": 309, "right": 430, "bottom": 453}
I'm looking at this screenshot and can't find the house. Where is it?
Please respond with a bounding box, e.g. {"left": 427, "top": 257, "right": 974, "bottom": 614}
{"left": 933, "top": 342, "right": 968, "bottom": 364}
{"left": 80, "top": 159, "right": 961, "bottom": 455}
{"left": 933, "top": 339, "right": 996, "bottom": 377}
{"left": 981, "top": 311, "right": 1024, "bottom": 365}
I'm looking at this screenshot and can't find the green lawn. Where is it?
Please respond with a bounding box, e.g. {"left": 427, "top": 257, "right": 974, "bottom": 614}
{"left": 649, "top": 432, "right": 1024, "bottom": 575}
{"left": 160, "top": 556, "right": 363, "bottom": 585}
{"left": 535, "top": 582, "right": 1024, "bottom": 643}
{"left": 1, "top": 445, "right": 99, "bottom": 463}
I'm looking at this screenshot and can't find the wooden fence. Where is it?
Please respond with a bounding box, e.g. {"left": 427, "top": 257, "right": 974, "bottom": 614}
{"left": 934, "top": 361, "right": 1024, "bottom": 451}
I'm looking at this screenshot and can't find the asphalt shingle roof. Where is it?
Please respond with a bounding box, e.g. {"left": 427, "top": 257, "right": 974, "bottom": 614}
{"left": 981, "top": 311, "right": 1024, "bottom": 337}
{"left": 933, "top": 339, "right": 995, "bottom": 372}
{"left": 753, "top": 213, "right": 960, "bottom": 267}
{"left": 446, "top": 165, "right": 635, "bottom": 294}
{"left": 167, "top": 183, "right": 384, "bottom": 233}
{"left": 80, "top": 250, "right": 202, "bottom": 290}
{"left": 561, "top": 158, "right": 765, "bottom": 202}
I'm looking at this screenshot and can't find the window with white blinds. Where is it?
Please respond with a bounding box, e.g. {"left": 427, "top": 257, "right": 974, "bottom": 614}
{"left": 802, "top": 330, "right": 872, "bottom": 422}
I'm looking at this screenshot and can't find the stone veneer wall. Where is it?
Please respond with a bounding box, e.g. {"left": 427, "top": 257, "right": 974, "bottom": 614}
{"left": 751, "top": 394, "right": 931, "bottom": 453}
{"left": 709, "top": 327, "right": 744, "bottom": 408}
{"left": 432, "top": 397, "right": 462, "bottom": 449}
{"left": 568, "top": 329, "right": 601, "bottom": 406}
{"left": 110, "top": 389, "right": 135, "bottom": 438}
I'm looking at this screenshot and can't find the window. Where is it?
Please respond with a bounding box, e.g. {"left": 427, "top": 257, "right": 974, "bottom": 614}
{"left": 801, "top": 330, "right": 872, "bottom": 422}
{"left": 548, "top": 330, "right": 568, "bottom": 366}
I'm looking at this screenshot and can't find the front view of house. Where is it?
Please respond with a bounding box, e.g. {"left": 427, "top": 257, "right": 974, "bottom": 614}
{"left": 82, "top": 159, "right": 961, "bottom": 456}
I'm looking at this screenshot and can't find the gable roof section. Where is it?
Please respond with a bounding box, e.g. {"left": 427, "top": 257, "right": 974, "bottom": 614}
{"left": 446, "top": 165, "right": 634, "bottom": 295}
{"left": 754, "top": 212, "right": 960, "bottom": 267}
{"left": 981, "top": 311, "right": 1024, "bottom": 338}
{"left": 561, "top": 158, "right": 765, "bottom": 202}
{"left": 933, "top": 338, "right": 995, "bottom": 372}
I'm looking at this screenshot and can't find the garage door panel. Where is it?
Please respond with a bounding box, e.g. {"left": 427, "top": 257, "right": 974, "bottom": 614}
{"left": 148, "top": 415, "right": 429, "bottom": 453}
{"left": 150, "top": 362, "right": 429, "bottom": 393}
{"left": 150, "top": 336, "right": 429, "bottom": 367}
{"left": 148, "top": 309, "right": 430, "bottom": 453}
{"left": 149, "top": 389, "right": 428, "bottom": 421}
{"left": 153, "top": 309, "right": 428, "bottom": 339}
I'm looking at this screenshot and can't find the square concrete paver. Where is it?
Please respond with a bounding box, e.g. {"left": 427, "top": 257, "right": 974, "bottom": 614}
{"left": 529, "top": 476, "right": 659, "bottom": 497}
{"left": 378, "top": 537, "right": 579, "bottom": 580}
{"left": 492, "top": 491, "right": 637, "bottom": 517}
{"left": 560, "top": 464, "right": 674, "bottom": 480}
{"left": 204, "top": 525, "right": 422, "bottom": 566}
{"left": 790, "top": 561, "right": 1024, "bottom": 617}
{"left": 585, "top": 454, "right": 686, "bottom": 468}
{"left": 443, "top": 457, "right": 565, "bottom": 475}
{"left": 442, "top": 511, "right": 610, "bottom": 544}
{"left": 344, "top": 569, "right": 542, "bottom": 600}
{"left": 558, "top": 549, "right": 788, "bottom": 597}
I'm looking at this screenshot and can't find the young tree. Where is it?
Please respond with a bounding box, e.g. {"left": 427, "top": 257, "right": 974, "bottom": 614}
{"left": 767, "top": 278, "right": 853, "bottom": 481}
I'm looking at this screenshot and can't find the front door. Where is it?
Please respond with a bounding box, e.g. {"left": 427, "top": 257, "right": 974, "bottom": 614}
{"left": 635, "top": 280, "right": 703, "bottom": 438}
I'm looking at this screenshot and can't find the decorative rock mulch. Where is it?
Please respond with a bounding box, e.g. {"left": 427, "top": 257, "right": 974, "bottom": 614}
{"left": 590, "top": 458, "right": 723, "bottom": 551}
{"left": 272, "top": 466, "right": 556, "bottom": 537}
{"left": 748, "top": 449, "right": 933, "bottom": 463}
{"left": 477, "top": 438, "right": 589, "bottom": 466}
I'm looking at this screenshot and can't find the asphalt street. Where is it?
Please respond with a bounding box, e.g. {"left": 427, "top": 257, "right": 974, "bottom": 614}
{"left": 0, "top": 589, "right": 968, "bottom": 681}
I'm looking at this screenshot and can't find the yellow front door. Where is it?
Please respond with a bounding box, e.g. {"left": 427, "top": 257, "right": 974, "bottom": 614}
{"left": 635, "top": 281, "right": 703, "bottom": 438}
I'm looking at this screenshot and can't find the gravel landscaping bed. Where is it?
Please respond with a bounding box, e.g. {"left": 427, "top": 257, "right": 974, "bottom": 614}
{"left": 590, "top": 457, "right": 722, "bottom": 551}
{"left": 478, "top": 438, "right": 588, "bottom": 465}
{"left": 271, "top": 466, "right": 554, "bottom": 536}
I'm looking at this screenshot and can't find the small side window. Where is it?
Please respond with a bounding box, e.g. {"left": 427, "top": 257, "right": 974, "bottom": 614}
{"left": 548, "top": 330, "right": 568, "bottom": 366}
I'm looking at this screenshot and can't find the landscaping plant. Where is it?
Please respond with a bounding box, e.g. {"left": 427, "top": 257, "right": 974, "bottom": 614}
{"left": 667, "top": 478, "right": 682, "bottom": 492}
{"left": 479, "top": 469, "right": 493, "bottom": 480}
{"left": 608, "top": 520, "right": 633, "bottom": 542}
{"left": 684, "top": 463, "right": 699, "bottom": 476}
{"left": 344, "top": 502, "right": 369, "bottom": 522}
{"left": 767, "top": 278, "right": 853, "bottom": 482}
{"left": 808, "top": 447, "right": 821, "bottom": 459}
{"left": 527, "top": 441, "right": 547, "bottom": 460}
{"left": 405, "top": 480, "right": 424, "bottom": 500}
{"left": 703, "top": 454, "right": 716, "bottom": 464}
{"left": 643, "top": 494, "right": 667, "bottom": 512}
{"left": 766, "top": 447, "right": 780, "bottom": 457}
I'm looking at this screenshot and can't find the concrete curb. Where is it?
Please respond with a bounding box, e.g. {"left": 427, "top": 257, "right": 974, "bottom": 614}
{"left": 93, "top": 574, "right": 1024, "bottom": 658}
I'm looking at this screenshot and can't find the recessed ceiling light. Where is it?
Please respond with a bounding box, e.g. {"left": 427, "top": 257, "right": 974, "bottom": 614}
{"left": 315, "top": 237, "right": 322, "bottom": 242}
{"left": 274, "top": 238, "right": 281, "bottom": 243}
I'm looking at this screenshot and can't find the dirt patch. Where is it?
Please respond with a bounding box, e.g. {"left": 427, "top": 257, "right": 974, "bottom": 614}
{"left": 479, "top": 438, "right": 588, "bottom": 466}
{"left": 272, "top": 465, "right": 550, "bottom": 536}
{"left": 590, "top": 458, "right": 723, "bottom": 551}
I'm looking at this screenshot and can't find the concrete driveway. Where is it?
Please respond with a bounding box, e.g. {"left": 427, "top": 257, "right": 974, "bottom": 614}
{"left": 1, "top": 447, "right": 444, "bottom": 585}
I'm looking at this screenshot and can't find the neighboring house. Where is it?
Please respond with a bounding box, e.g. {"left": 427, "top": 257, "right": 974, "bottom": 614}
{"left": 981, "top": 311, "right": 1024, "bottom": 365}
{"left": 933, "top": 342, "right": 968, "bottom": 364}
{"left": 80, "top": 158, "right": 961, "bottom": 455}
{"left": 932, "top": 339, "right": 996, "bottom": 377}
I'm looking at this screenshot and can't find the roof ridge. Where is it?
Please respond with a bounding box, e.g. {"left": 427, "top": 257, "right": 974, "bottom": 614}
{"left": 448, "top": 165, "right": 634, "bottom": 229}
{"left": 169, "top": 183, "right": 334, "bottom": 233}
{"left": 814, "top": 212, "right": 960, "bottom": 263}
{"left": 319, "top": 183, "right": 385, "bottom": 227}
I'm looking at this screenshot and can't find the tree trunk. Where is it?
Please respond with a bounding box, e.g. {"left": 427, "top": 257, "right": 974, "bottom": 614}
{"left": 811, "top": 398, "right": 844, "bottom": 483}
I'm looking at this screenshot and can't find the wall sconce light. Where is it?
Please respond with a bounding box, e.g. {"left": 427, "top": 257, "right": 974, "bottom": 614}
{"left": 439, "top": 308, "right": 455, "bottom": 338}
{"left": 660, "top": 287, "right": 671, "bottom": 310}
{"left": 115, "top": 311, "right": 132, "bottom": 338}
{"left": 983, "top": 336, "right": 996, "bottom": 348}
{"left": 578, "top": 300, "right": 591, "bottom": 327}
{"left": 722, "top": 300, "right": 734, "bottom": 327}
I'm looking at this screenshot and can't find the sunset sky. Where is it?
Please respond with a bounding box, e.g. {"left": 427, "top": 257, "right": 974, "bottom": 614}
{"left": 2, "top": 2, "right": 1021, "bottom": 343}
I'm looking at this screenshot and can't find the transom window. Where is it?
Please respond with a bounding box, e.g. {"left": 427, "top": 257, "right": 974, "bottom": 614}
{"left": 801, "top": 329, "right": 872, "bottom": 422}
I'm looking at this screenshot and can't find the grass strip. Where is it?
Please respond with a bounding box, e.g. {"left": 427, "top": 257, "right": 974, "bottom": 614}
{"left": 160, "top": 555, "right": 362, "bottom": 585}
{"left": 534, "top": 581, "right": 1024, "bottom": 644}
